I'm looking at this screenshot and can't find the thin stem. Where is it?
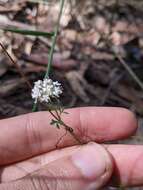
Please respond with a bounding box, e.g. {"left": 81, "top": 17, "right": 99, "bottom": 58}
{"left": 49, "top": 109, "right": 59, "bottom": 121}
{"left": 105, "top": 38, "right": 143, "bottom": 91}
{"left": 61, "top": 121, "right": 83, "bottom": 144}
{"left": 114, "top": 52, "right": 143, "bottom": 91}
{"left": 48, "top": 109, "right": 83, "bottom": 144}
{"left": 45, "top": 0, "right": 65, "bottom": 78}
{"left": 32, "top": 103, "right": 37, "bottom": 112}
{"left": 0, "top": 42, "right": 31, "bottom": 89}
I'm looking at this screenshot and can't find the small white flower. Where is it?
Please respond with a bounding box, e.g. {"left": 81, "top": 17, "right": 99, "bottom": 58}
{"left": 32, "top": 78, "right": 62, "bottom": 103}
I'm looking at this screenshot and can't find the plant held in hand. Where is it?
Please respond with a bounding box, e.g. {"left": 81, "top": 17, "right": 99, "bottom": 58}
{"left": 31, "top": 0, "right": 83, "bottom": 146}
{"left": 31, "top": 77, "right": 82, "bottom": 145}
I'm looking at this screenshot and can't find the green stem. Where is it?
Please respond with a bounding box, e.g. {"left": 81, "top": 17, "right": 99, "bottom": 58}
{"left": 32, "top": 103, "right": 37, "bottom": 112}
{"left": 48, "top": 109, "right": 83, "bottom": 144}
{"left": 45, "top": 0, "right": 65, "bottom": 78}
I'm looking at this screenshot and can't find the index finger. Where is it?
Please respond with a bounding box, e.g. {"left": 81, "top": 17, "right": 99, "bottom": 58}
{"left": 0, "top": 107, "right": 137, "bottom": 165}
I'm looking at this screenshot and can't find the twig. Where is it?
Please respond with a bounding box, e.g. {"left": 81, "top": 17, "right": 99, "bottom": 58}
{"left": 113, "top": 50, "right": 143, "bottom": 91}
{"left": 101, "top": 1, "right": 143, "bottom": 92}
{"left": 104, "top": 36, "right": 143, "bottom": 91}
{"left": 0, "top": 42, "right": 32, "bottom": 89}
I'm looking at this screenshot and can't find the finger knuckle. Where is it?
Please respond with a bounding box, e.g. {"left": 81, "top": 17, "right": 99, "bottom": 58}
{"left": 25, "top": 113, "right": 43, "bottom": 155}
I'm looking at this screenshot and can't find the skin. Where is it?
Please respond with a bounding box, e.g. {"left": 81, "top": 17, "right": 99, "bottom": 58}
{"left": 0, "top": 107, "right": 142, "bottom": 189}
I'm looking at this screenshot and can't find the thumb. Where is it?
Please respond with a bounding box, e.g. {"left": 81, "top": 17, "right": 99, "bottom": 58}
{"left": 0, "top": 143, "right": 113, "bottom": 190}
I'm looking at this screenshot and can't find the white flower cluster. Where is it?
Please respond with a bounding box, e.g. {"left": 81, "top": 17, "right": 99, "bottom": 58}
{"left": 32, "top": 78, "right": 62, "bottom": 103}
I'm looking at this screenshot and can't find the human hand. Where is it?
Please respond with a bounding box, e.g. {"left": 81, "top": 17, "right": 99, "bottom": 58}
{"left": 0, "top": 107, "right": 141, "bottom": 190}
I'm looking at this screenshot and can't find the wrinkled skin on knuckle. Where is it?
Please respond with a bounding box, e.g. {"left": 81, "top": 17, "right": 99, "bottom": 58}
{"left": 25, "top": 166, "right": 72, "bottom": 190}
{"left": 31, "top": 165, "right": 77, "bottom": 190}
{"left": 24, "top": 174, "right": 57, "bottom": 190}
{"left": 0, "top": 172, "right": 57, "bottom": 190}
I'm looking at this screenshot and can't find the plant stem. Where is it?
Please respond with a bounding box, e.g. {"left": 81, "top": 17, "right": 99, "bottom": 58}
{"left": 45, "top": 0, "right": 65, "bottom": 78}
{"left": 48, "top": 109, "right": 83, "bottom": 145}
{"left": 32, "top": 103, "right": 37, "bottom": 112}
{"left": 61, "top": 121, "right": 83, "bottom": 144}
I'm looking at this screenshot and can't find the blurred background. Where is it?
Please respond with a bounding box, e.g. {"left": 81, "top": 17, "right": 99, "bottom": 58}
{"left": 0, "top": 0, "right": 143, "bottom": 189}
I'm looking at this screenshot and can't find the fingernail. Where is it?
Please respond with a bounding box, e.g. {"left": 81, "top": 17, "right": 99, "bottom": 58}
{"left": 72, "top": 143, "right": 112, "bottom": 182}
